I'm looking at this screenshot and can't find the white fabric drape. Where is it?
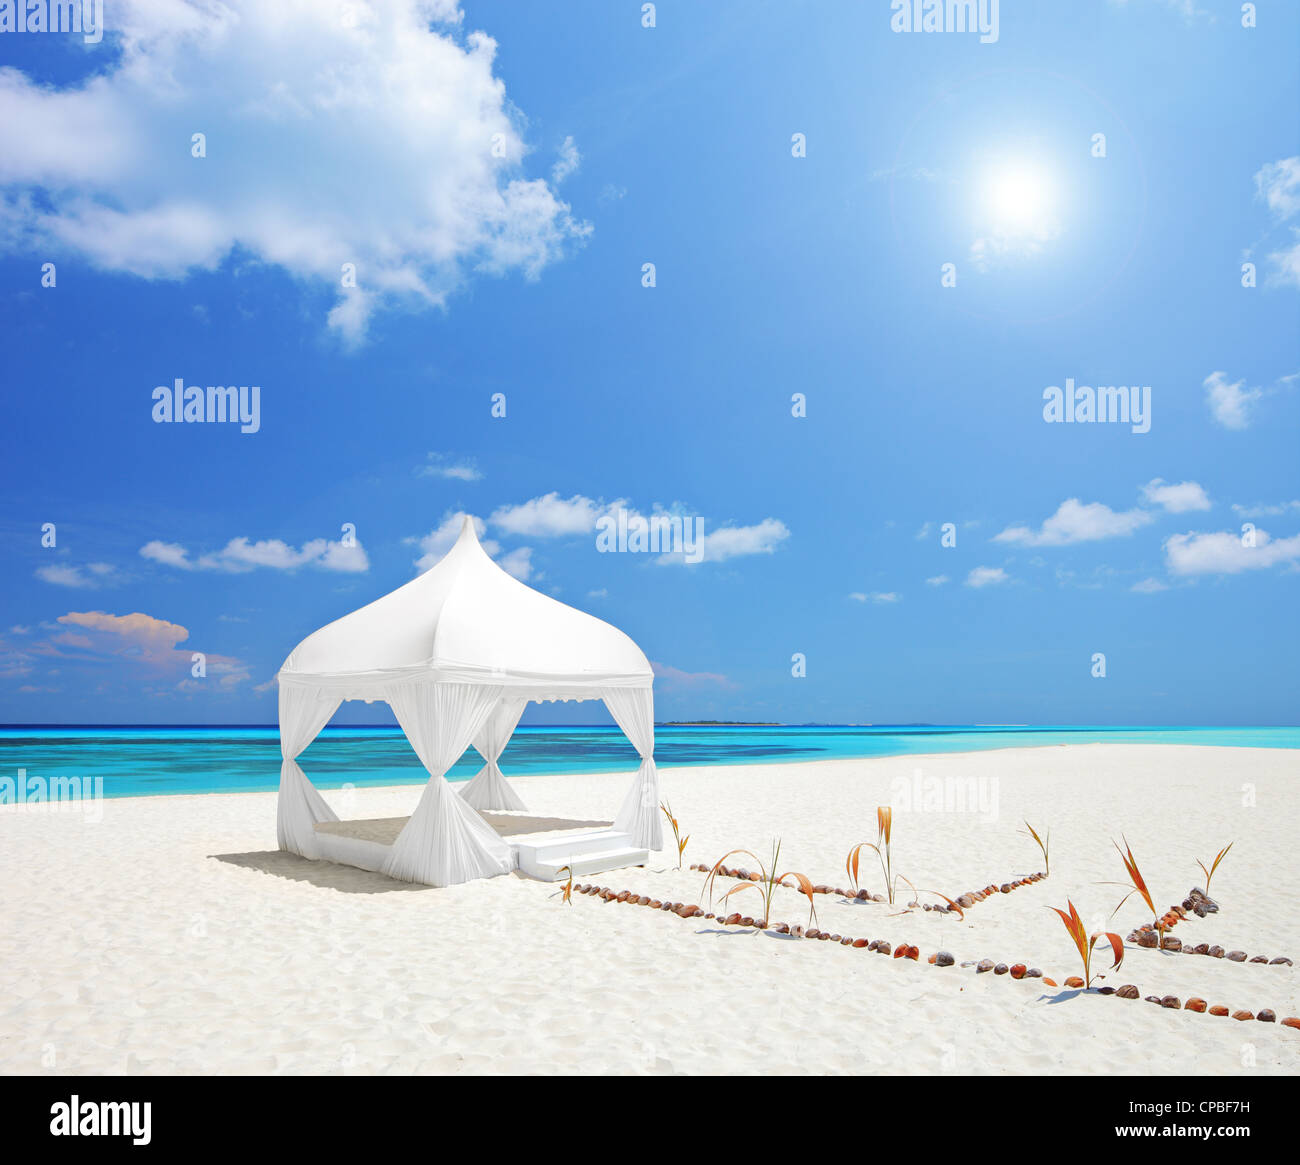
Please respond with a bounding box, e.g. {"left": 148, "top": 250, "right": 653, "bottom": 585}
{"left": 460, "top": 697, "right": 528, "bottom": 811}
{"left": 277, "top": 684, "right": 344, "bottom": 857}
{"left": 382, "top": 681, "right": 514, "bottom": 885}
{"left": 603, "top": 687, "right": 662, "bottom": 850}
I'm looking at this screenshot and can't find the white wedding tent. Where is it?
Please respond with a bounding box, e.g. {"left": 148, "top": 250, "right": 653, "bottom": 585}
{"left": 275, "top": 517, "right": 662, "bottom": 886}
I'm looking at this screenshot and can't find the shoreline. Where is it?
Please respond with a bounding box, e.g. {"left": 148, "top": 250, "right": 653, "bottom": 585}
{"left": 5, "top": 735, "right": 1298, "bottom": 804}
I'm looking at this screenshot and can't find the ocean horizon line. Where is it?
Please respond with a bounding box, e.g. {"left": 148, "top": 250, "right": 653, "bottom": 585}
{"left": 2, "top": 722, "right": 1297, "bottom": 731}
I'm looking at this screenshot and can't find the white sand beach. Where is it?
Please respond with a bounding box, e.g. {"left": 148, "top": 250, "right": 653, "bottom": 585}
{"left": 2, "top": 743, "right": 1297, "bottom": 1076}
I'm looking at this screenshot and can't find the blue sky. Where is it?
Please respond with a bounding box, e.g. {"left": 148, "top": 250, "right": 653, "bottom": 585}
{"left": 1, "top": 0, "right": 1297, "bottom": 726}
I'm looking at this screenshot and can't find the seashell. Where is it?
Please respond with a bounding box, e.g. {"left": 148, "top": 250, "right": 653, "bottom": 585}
{"left": 1000, "top": 884, "right": 1011, "bottom": 894}
{"left": 1271, "top": 957, "right": 1293, "bottom": 966}
{"left": 893, "top": 945, "right": 906, "bottom": 959}
{"left": 1025, "top": 967, "right": 1043, "bottom": 978}
{"left": 1257, "top": 1009, "right": 1276, "bottom": 1023}
{"left": 1185, "top": 997, "right": 1207, "bottom": 1013}
{"left": 704, "top": 912, "right": 715, "bottom": 919}
{"left": 637, "top": 895, "right": 651, "bottom": 906}
{"left": 1010, "top": 964, "right": 1026, "bottom": 979}
{"left": 1144, "top": 996, "right": 1161, "bottom": 1004}
{"left": 1207, "top": 945, "right": 1225, "bottom": 958}
{"left": 1251, "top": 955, "right": 1269, "bottom": 963}
{"left": 1231, "top": 1010, "right": 1254, "bottom": 1021}
{"left": 1098, "top": 986, "right": 1115, "bottom": 995}
{"left": 840, "top": 936, "right": 852, "bottom": 945}
{"left": 790, "top": 925, "right": 804, "bottom": 938}
{"left": 905, "top": 946, "right": 920, "bottom": 961}
{"left": 834, "top": 888, "right": 848, "bottom": 898}
{"left": 1193, "top": 943, "right": 1209, "bottom": 955}
{"left": 877, "top": 941, "right": 892, "bottom": 955}
{"left": 1116, "top": 985, "right": 1140, "bottom": 999}
{"left": 773, "top": 923, "right": 789, "bottom": 934}
{"left": 1226, "top": 950, "right": 1247, "bottom": 962}
{"left": 616, "top": 890, "right": 630, "bottom": 902}
{"left": 1136, "top": 932, "right": 1159, "bottom": 949}
{"left": 814, "top": 884, "right": 832, "bottom": 894}
{"left": 739, "top": 916, "right": 754, "bottom": 927}
{"left": 1160, "top": 996, "right": 1181, "bottom": 1009}
{"left": 856, "top": 889, "right": 869, "bottom": 901}
{"left": 1208, "top": 1005, "right": 1229, "bottom": 1017}
{"left": 806, "top": 928, "right": 821, "bottom": 939}
{"left": 1279, "top": 1017, "right": 1300, "bottom": 1030}
{"left": 725, "top": 912, "right": 742, "bottom": 925}
{"left": 868, "top": 939, "right": 880, "bottom": 951}
{"left": 1065, "top": 977, "right": 1084, "bottom": 988}
{"left": 1161, "top": 936, "right": 1182, "bottom": 951}
{"left": 817, "top": 931, "right": 831, "bottom": 941}
{"left": 976, "top": 959, "right": 994, "bottom": 973}
{"left": 934, "top": 950, "right": 955, "bottom": 966}
{"left": 994, "top": 963, "right": 1008, "bottom": 975}
{"left": 854, "top": 938, "right": 869, "bottom": 948}
{"left": 1043, "top": 977, "right": 1058, "bottom": 987}
{"left": 749, "top": 872, "right": 762, "bottom": 883}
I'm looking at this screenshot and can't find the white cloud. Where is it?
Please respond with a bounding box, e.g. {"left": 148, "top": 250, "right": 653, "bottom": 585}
{"left": 1142, "top": 478, "right": 1210, "bottom": 513}
{"left": 1204, "top": 371, "right": 1262, "bottom": 430}
{"left": 925, "top": 575, "right": 950, "bottom": 586}
{"left": 497, "top": 546, "right": 534, "bottom": 582}
{"left": 914, "top": 522, "right": 932, "bottom": 540}
{"left": 695, "top": 519, "right": 789, "bottom": 563}
{"left": 1165, "top": 528, "right": 1300, "bottom": 576}
{"left": 488, "top": 494, "right": 789, "bottom": 565}
{"left": 651, "top": 661, "right": 732, "bottom": 688}
{"left": 490, "top": 492, "right": 612, "bottom": 538}
{"left": 1131, "top": 577, "right": 1169, "bottom": 593}
{"left": 1232, "top": 500, "right": 1300, "bottom": 518}
{"left": 965, "top": 566, "right": 1009, "bottom": 588}
{"left": 551, "top": 135, "right": 580, "bottom": 185}
{"left": 994, "top": 498, "right": 1153, "bottom": 546}
{"left": 1107, "top": 0, "right": 1209, "bottom": 20}
{"left": 35, "top": 562, "right": 119, "bottom": 588}
{"left": 140, "top": 535, "right": 368, "bottom": 573}
{"left": 1255, "top": 156, "right": 1300, "bottom": 220}
{"left": 418, "top": 454, "right": 482, "bottom": 482}
{"left": 586, "top": 588, "right": 607, "bottom": 599}
{"left": 1266, "top": 231, "right": 1300, "bottom": 289}
{"left": 849, "top": 591, "right": 899, "bottom": 604}
{"left": 0, "top": 0, "right": 588, "bottom": 345}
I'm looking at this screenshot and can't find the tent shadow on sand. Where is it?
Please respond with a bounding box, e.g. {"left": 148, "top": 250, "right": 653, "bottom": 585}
{"left": 209, "top": 849, "right": 435, "bottom": 894}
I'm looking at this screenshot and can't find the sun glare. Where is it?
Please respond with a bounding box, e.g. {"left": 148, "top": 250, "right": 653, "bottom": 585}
{"left": 983, "top": 164, "right": 1055, "bottom": 234}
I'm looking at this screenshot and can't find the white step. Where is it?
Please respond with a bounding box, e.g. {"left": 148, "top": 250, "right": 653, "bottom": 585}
{"left": 513, "top": 829, "right": 637, "bottom": 864}
{"left": 518, "top": 845, "right": 650, "bottom": 882}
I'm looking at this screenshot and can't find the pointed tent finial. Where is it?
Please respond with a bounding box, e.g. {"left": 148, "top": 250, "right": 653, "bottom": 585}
{"left": 458, "top": 514, "right": 480, "bottom": 545}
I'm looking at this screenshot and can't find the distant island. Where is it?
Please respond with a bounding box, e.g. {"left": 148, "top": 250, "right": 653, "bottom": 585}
{"left": 659, "top": 720, "right": 783, "bottom": 726}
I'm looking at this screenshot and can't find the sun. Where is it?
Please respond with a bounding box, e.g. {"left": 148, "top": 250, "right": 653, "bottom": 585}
{"left": 982, "top": 164, "right": 1056, "bottom": 234}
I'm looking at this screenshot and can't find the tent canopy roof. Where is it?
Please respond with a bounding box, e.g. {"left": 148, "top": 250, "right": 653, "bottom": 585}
{"left": 278, "top": 517, "right": 652, "bottom": 691}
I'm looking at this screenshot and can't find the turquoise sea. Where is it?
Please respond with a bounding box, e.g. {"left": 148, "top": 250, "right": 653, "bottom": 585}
{"left": 0, "top": 724, "right": 1296, "bottom": 799}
